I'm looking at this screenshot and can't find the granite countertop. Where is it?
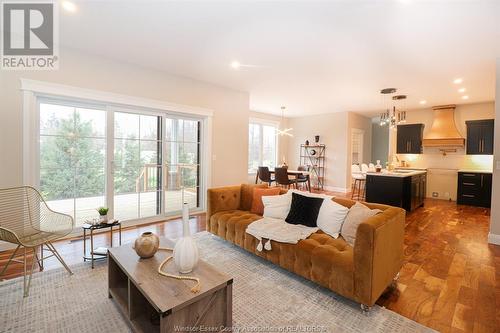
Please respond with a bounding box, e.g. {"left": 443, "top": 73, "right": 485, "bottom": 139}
{"left": 457, "top": 169, "right": 493, "bottom": 174}
{"left": 366, "top": 170, "right": 427, "bottom": 178}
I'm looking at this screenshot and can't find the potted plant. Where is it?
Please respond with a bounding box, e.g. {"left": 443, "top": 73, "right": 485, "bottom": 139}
{"left": 97, "top": 207, "right": 109, "bottom": 223}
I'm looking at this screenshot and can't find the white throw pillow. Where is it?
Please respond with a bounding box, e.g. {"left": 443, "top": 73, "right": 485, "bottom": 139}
{"left": 341, "top": 202, "right": 382, "bottom": 247}
{"left": 316, "top": 198, "right": 349, "bottom": 239}
{"left": 262, "top": 192, "right": 292, "bottom": 220}
{"left": 289, "top": 190, "right": 348, "bottom": 238}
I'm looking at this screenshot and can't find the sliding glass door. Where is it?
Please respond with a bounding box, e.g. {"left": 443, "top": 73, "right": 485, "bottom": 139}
{"left": 113, "top": 112, "right": 163, "bottom": 221}
{"left": 164, "top": 118, "right": 200, "bottom": 214}
{"left": 39, "top": 102, "right": 107, "bottom": 225}
{"left": 38, "top": 99, "right": 204, "bottom": 228}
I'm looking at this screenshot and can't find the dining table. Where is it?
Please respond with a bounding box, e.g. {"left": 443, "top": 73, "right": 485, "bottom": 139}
{"left": 255, "top": 169, "right": 311, "bottom": 192}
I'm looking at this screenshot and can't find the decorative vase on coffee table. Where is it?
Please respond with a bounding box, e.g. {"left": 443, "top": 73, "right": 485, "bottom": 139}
{"left": 173, "top": 202, "right": 199, "bottom": 273}
{"left": 134, "top": 231, "right": 160, "bottom": 259}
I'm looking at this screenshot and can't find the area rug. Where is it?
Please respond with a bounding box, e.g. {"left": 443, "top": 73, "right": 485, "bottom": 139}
{"left": 0, "top": 232, "right": 434, "bottom": 333}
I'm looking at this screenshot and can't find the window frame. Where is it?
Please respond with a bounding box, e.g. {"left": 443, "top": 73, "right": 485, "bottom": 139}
{"left": 22, "top": 79, "right": 213, "bottom": 235}
{"left": 248, "top": 117, "right": 279, "bottom": 174}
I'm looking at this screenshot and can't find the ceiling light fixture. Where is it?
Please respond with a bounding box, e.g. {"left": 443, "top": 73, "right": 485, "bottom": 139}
{"left": 62, "top": 1, "right": 77, "bottom": 13}
{"left": 462, "top": 95, "right": 469, "bottom": 100}
{"left": 276, "top": 106, "right": 293, "bottom": 137}
{"left": 230, "top": 61, "right": 241, "bottom": 70}
{"left": 379, "top": 88, "right": 407, "bottom": 127}
{"left": 458, "top": 88, "right": 466, "bottom": 93}
{"left": 453, "top": 78, "right": 463, "bottom": 84}
{"left": 419, "top": 100, "right": 427, "bottom": 105}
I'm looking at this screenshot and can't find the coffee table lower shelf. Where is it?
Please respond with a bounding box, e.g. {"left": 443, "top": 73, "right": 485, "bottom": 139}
{"left": 108, "top": 243, "right": 232, "bottom": 333}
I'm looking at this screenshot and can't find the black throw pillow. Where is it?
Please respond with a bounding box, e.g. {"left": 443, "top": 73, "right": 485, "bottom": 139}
{"left": 285, "top": 192, "right": 324, "bottom": 227}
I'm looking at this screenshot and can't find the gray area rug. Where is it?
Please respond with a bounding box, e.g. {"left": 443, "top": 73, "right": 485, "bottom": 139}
{"left": 0, "top": 232, "right": 434, "bottom": 333}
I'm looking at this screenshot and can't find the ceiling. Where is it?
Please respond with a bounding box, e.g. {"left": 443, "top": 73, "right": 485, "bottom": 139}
{"left": 58, "top": 1, "right": 500, "bottom": 117}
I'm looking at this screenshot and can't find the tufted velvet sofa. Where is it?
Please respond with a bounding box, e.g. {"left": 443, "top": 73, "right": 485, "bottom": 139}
{"left": 207, "top": 184, "right": 405, "bottom": 308}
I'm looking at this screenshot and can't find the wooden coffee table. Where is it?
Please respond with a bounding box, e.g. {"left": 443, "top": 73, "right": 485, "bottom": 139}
{"left": 108, "top": 238, "right": 233, "bottom": 333}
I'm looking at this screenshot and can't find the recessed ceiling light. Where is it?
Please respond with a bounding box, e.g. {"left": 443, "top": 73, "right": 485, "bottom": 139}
{"left": 419, "top": 100, "right": 427, "bottom": 105}
{"left": 230, "top": 61, "right": 240, "bottom": 70}
{"left": 462, "top": 95, "right": 469, "bottom": 100}
{"left": 453, "top": 78, "right": 463, "bottom": 84}
{"left": 458, "top": 88, "right": 466, "bottom": 93}
{"left": 62, "top": 1, "right": 77, "bottom": 13}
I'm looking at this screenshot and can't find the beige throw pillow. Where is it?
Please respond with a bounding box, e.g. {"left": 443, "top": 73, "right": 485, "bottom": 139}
{"left": 341, "top": 202, "right": 382, "bottom": 247}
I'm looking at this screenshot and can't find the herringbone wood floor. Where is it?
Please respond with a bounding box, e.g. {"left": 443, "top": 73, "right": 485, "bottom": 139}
{"left": 1, "top": 192, "right": 498, "bottom": 332}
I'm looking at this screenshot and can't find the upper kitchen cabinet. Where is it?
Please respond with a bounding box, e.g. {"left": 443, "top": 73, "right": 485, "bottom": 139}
{"left": 396, "top": 124, "right": 424, "bottom": 154}
{"left": 466, "top": 119, "right": 494, "bottom": 155}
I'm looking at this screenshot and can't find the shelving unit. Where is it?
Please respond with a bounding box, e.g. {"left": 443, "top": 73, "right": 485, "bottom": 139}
{"left": 300, "top": 144, "right": 325, "bottom": 191}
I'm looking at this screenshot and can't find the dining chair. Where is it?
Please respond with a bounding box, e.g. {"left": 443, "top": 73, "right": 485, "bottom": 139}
{"left": 295, "top": 165, "right": 310, "bottom": 191}
{"left": 257, "top": 166, "right": 275, "bottom": 186}
{"left": 351, "top": 164, "right": 366, "bottom": 200}
{"left": 0, "top": 186, "right": 74, "bottom": 297}
{"left": 275, "top": 167, "right": 297, "bottom": 189}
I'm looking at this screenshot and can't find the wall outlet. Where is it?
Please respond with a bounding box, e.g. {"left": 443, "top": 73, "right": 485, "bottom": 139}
{"left": 432, "top": 192, "right": 439, "bottom": 198}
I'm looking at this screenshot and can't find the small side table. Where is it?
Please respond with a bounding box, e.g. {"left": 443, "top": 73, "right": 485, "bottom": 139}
{"left": 82, "top": 220, "right": 121, "bottom": 268}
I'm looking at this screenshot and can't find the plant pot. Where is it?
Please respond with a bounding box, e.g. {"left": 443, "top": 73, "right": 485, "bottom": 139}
{"left": 99, "top": 214, "right": 108, "bottom": 223}
{"left": 134, "top": 232, "right": 160, "bottom": 259}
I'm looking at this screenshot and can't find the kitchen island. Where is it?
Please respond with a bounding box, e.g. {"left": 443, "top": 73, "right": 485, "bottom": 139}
{"left": 365, "top": 169, "right": 427, "bottom": 212}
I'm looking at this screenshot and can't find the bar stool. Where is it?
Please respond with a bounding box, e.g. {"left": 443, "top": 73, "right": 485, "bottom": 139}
{"left": 351, "top": 164, "right": 366, "bottom": 200}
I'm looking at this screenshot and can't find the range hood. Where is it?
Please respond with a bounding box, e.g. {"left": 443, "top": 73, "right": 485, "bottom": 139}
{"left": 422, "top": 105, "right": 465, "bottom": 147}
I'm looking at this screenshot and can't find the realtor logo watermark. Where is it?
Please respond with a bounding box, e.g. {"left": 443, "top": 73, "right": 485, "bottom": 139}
{"left": 1, "top": 1, "right": 59, "bottom": 70}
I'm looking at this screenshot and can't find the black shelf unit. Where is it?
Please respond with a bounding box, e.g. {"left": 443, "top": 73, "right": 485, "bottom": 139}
{"left": 299, "top": 144, "right": 325, "bottom": 191}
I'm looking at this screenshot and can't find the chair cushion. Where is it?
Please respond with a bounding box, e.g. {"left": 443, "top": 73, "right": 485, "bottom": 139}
{"left": 250, "top": 187, "right": 281, "bottom": 215}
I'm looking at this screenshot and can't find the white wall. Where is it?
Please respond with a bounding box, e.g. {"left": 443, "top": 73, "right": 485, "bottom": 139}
{"left": 489, "top": 60, "right": 500, "bottom": 241}
{"left": 287, "top": 112, "right": 349, "bottom": 191}
{"left": 0, "top": 47, "right": 250, "bottom": 189}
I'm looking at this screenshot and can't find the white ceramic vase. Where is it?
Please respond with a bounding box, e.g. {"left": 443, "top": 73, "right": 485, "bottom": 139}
{"left": 173, "top": 203, "right": 199, "bottom": 273}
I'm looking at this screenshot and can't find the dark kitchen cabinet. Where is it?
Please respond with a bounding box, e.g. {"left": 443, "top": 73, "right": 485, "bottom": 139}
{"left": 396, "top": 124, "right": 424, "bottom": 154}
{"left": 457, "top": 172, "right": 492, "bottom": 207}
{"left": 466, "top": 119, "right": 494, "bottom": 155}
{"left": 366, "top": 172, "right": 426, "bottom": 211}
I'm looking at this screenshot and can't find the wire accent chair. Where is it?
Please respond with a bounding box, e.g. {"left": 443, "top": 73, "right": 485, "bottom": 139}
{"left": 0, "top": 186, "right": 74, "bottom": 297}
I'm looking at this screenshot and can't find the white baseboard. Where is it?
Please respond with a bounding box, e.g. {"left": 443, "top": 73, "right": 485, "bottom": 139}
{"left": 323, "top": 185, "right": 349, "bottom": 193}
{"left": 488, "top": 233, "right": 500, "bottom": 245}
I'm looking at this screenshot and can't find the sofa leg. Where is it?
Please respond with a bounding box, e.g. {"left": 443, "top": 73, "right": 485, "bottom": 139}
{"left": 360, "top": 304, "right": 372, "bottom": 315}
{"left": 391, "top": 272, "right": 400, "bottom": 289}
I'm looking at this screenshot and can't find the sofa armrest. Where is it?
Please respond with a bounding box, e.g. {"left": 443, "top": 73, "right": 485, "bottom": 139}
{"left": 353, "top": 206, "right": 405, "bottom": 306}
{"left": 207, "top": 185, "right": 242, "bottom": 222}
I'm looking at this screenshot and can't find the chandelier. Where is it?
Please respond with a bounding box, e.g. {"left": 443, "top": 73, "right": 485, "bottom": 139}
{"left": 276, "top": 106, "right": 293, "bottom": 137}
{"left": 379, "top": 88, "right": 407, "bottom": 128}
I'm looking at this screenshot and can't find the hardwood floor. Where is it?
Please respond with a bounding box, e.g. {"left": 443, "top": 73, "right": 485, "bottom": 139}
{"left": 1, "top": 194, "right": 498, "bottom": 332}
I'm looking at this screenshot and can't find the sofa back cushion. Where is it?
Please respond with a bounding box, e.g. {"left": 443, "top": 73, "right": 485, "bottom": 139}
{"left": 240, "top": 183, "right": 268, "bottom": 211}
{"left": 250, "top": 187, "right": 281, "bottom": 215}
